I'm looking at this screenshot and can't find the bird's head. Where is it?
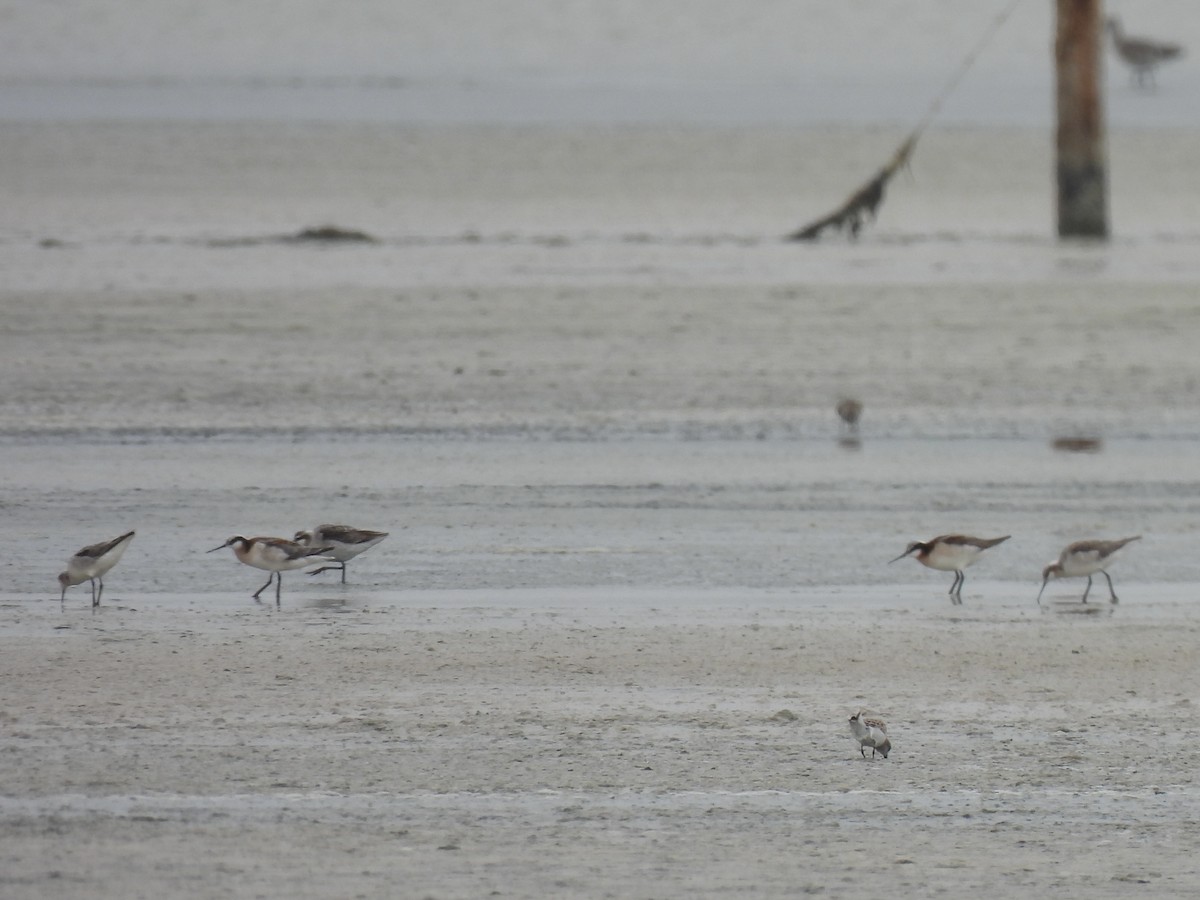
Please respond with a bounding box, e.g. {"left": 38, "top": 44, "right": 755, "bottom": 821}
{"left": 889, "top": 541, "right": 925, "bottom": 564}
{"left": 208, "top": 536, "right": 247, "bottom": 553}
{"left": 1036, "top": 562, "right": 1063, "bottom": 604}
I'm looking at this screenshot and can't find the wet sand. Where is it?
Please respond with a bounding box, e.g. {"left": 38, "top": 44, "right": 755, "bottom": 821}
{"left": 3, "top": 121, "right": 1200, "bottom": 897}
{"left": 5, "top": 585, "right": 1200, "bottom": 898}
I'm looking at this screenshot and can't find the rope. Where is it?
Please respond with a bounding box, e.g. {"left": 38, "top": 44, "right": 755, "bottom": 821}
{"left": 911, "top": 0, "right": 1026, "bottom": 140}
{"left": 786, "top": 0, "right": 1026, "bottom": 240}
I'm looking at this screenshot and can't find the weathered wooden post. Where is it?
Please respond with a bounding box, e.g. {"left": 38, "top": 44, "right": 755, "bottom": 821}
{"left": 1056, "top": 0, "right": 1108, "bottom": 238}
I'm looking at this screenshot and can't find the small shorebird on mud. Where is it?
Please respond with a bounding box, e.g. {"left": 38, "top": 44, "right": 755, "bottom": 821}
{"left": 890, "top": 534, "right": 1010, "bottom": 603}
{"left": 1037, "top": 536, "right": 1141, "bottom": 605}
{"left": 849, "top": 710, "right": 891, "bottom": 759}
{"left": 208, "top": 536, "right": 334, "bottom": 605}
{"left": 294, "top": 524, "right": 388, "bottom": 583}
{"left": 836, "top": 398, "right": 863, "bottom": 433}
{"left": 58, "top": 530, "right": 135, "bottom": 607}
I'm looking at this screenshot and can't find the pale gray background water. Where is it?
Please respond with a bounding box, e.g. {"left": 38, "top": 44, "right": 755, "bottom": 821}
{"left": 0, "top": 0, "right": 1196, "bottom": 127}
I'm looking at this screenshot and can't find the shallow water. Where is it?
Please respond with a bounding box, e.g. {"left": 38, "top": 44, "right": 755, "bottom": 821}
{"left": 1, "top": 0, "right": 1196, "bottom": 128}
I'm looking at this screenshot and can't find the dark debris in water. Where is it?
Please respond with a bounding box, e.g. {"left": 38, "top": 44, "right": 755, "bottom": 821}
{"left": 284, "top": 225, "right": 378, "bottom": 244}
{"left": 207, "top": 225, "right": 379, "bottom": 248}
{"left": 1052, "top": 435, "right": 1103, "bottom": 454}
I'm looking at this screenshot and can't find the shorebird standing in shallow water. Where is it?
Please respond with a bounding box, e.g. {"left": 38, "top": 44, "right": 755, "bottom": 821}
{"left": 890, "top": 533, "right": 1011, "bottom": 603}
{"left": 294, "top": 524, "right": 388, "bottom": 584}
{"left": 58, "top": 530, "right": 135, "bottom": 607}
{"left": 836, "top": 398, "right": 863, "bottom": 434}
{"left": 849, "top": 710, "right": 891, "bottom": 759}
{"left": 208, "top": 536, "right": 334, "bottom": 605}
{"left": 1037, "top": 536, "right": 1141, "bottom": 605}
{"left": 1107, "top": 17, "right": 1183, "bottom": 87}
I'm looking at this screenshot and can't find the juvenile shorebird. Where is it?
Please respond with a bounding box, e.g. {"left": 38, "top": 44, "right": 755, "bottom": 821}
{"left": 208, "top": 536, "right": 334, "bottom": 605}
{"left": 294, "top": 524, "right": 388, "bottom": 583}
{"left": 1037, "top": 536, "right": 1141, "bottom": 605}
{"left": 58, "top": 530, "right": 135, "bottom": 607}
{"left": 849, "top": 710, "right": 891, "bottom": 759}
{"left": 890, "top": 533, "right": 1010, "bottom": 603}
{"left": 1107, "top": 17, "right": 1183, "bottom": 87}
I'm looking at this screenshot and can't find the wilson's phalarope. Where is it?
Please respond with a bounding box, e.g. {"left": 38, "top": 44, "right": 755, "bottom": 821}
{"left": 294, "top": 524, "right": 388, "bottom": 583}
{"left": 849, "top": 710, "right": 891, "bottom": 759}
{"left": 58, "top": 530, "right": 135, "bottom": 607}
{"left": 1037, "top": 536, "right": 1141, "bottom": 605}
{"left": 890, "top": 533, "right": 1010, "bottom": 603}
{"left": 208, "top": 536, "right": 334, "bottom": 605}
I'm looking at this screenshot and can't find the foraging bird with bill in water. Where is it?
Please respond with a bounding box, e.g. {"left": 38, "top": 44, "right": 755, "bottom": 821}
{"left": 1037, "top": 536, "right": 1141, "bottom": 605}
{"left": 58, "top": 530, "right": 135, "bottom": 607}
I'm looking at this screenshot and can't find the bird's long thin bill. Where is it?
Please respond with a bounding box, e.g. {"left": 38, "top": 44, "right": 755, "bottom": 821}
{"left": 887, "top": 552, "right": 909, "bottom": 564}
{"left": 206, "top": 544, "right": 227, "bottom": 553}
{"left": 1036, "top": 578, "right": 1048, "bottom": 604}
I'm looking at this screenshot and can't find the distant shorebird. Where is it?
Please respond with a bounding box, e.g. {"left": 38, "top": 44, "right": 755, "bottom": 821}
{"left": 836, "top": 398, "right": 863, "bottom": 433}
{"left": 1107, "top": 17, "right": 1183, "bottom": 87}
{"left": 294, "top": 524, "right": 388, "bottom": 584}
{"left": 849, "top": 710, "right": 891, "bottom": 759}
{"left": 208, "top": 536, "right": 334, "bottom": 605}
{"left": 890, "top": 533, "right": 1011, "bottom": 603}
{"left": 58, "top": 530, "right": 135, "bottom": 607}
{"left": 1037, "top": 536, "right": 1141, "bottom": 604}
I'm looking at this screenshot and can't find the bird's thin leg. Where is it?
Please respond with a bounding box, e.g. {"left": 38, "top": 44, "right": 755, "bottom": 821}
{"left": 1101, "top": 570, "right": 1118, "bottom": 603}
{"left": 951, "top": 570, "right": 965, "bottom": 604}
{"left": 860, "top": 746, "right": 866, "bottom": 758}
{"left": 95, "top": 577, "right": 104, "bottom": 607}
{"left": 307, "top": 564, "right": 346, "bottom": 579}
{"left": 252, "top": 573, "right": 274, "bottom": 601}
{"left": 1082, "top": 575, "right": 1092, "bottom": 603}
{"left": 275, "top": 573, "right": 282, "bottom": 607}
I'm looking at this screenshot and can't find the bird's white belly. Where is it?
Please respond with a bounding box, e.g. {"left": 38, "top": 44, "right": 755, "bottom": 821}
{"left": 241, "top": 549, "right": 313, "bottom": 572}
{"left": 920, "top": 544, "right": 980, "bottom": 572}
{"left": 1058, "top": 552, "right": 1106, "bottom": 577}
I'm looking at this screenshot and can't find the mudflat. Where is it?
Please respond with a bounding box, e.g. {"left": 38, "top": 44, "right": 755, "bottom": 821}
{"left": 3, "top": 121, "right": 1200, "bottom": 898}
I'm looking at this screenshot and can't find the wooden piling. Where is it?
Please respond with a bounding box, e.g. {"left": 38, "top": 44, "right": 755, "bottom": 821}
{"left": 1055, "top": 0, "right": 1108, "bottom": 238}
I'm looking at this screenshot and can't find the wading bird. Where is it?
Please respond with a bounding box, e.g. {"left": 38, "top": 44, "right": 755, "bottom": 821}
{"left": 1037, "top": 536, "right": 1141, "bottom": 604}
{"left": 890, "top": 534, "right": 1010, "bottom": 603}
{"left": 58, "top": 530, "right": 135, "bottom": 607}
{"left": 294, "top": 524, "right": 388, "bottom": 584}
{"left": 208, "top": 535, "right": 334, "bottom": 605}
{"left": 1107, "top": 17, "right": 1183, "bottom": 87}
